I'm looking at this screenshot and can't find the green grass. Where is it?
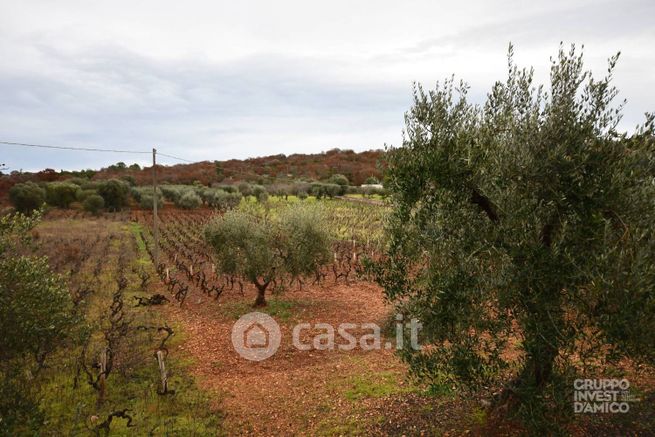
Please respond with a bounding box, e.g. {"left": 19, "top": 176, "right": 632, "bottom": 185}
{"left": 218, "top": 298, "right": 305, "bottom": 322}
{"left": 32, "top": 218, "right": 223, "bottom": 436}
{"left": 341, "top": 371, "right": 416, "bottom": 401}
{"left": 127, "top": 222, "right": 150, "bottom": 264}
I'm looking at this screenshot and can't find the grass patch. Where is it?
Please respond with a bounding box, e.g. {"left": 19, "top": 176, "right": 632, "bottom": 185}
{"left": 341, "top": 371, "right": 416, "bottom": 401}
{"left": 127, "top": 222, "right": 150, "bottom": 264}
{"left": 218, "top": 298, "right": 306, "bottom": 322}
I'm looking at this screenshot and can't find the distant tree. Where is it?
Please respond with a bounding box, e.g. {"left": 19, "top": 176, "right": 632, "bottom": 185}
{"left": 364, "top": 176, "right": 380, "bottom": 185}
{"left": 328, "top": 173, "right": 349, "bottom": 186}
{"left": 238, "top": 182, "right": 252, "bottom": 198}
{"left": 297, "top": 190, "right": 308, "bottom": 201}
{"left": 252, "top": 185, "right": 268, "bottom": 203}
{"left": 205, "top": 204, "right": 332, "bottom": 306}
{"left": 45, "top": 182, "right": 80, "bottom": 208}
{"left": 256, "top": 190, "right": 268, "bottom": 203}
{"left": 120, "top": 175, "right": 136, "bottom": 186}
{"left": 375, "top": 45, "right": 655, "bottom": 431}
{"left": 83, "top": 194, "right": 105, "bottom": 215}
{"left": 178, "top": 190, "right": 202, "bottom": 209}
{"left": 8, "top": 182, "right": 45, "bottom": 215}
{"left": 128, "top": 163, "right": 141, "bottom": 171}
{"left": 96, "top": 179, "right": 130, "bottom": 211}
{"left": 215, "top": 161, "right": 225, "bottom": 182}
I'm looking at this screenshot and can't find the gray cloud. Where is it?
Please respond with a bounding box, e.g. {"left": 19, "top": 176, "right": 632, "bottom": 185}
{"left": 0, "top": 0, "right": 653, "bottom": 171}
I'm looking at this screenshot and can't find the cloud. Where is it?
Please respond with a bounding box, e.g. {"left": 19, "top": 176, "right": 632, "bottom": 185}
{"left": 0, "top": 41, "right": 409, "bottom": 170}
{"left": 0, "top": 0, "right": 653, "bottom": 171}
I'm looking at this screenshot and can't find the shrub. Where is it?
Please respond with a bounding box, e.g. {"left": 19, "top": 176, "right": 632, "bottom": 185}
{"left": 178, "top": 190, "right": 201, "bottom": 209}
{"left": 374, "top": 45, "right": 655, "bottom": 431}
{"left": 202, "top": 189, "right": 242, "bottom": 210}
{"left": 256, "top": 190, "right": 268, "bottom": 203}
{"left": 132, "top": 187, "right": 162, "bottom": 209}
{"left": 45, "top": 182, "right": 79, "bottom": 208}
{"left": 364, "top": 176, "right": 380, "bottom": 185}
{"left": 76, "top": 189, "right": 97, "bottom": 203}
{"left": 217, "top": 184, "right": 237, "bottom": 194}
{"left": 328, "top": 173, "right": 349, "bottom": 186}
{"left": 8, "top": 182, "right": 45, "bottom": 215}
{"left": 96, "top": 179, "right": 130, "bottom": 211}
{"left": 238, "top": 182, "right": 252, "bottom": 198}
{"left": 83, "top": 194, "right": 105, "bottom": 215}
{"left": 297, "top": 190, "right": 308, "bottom": 201}
{"left": 0, "top": 212, "right": 79, "bottom": 434}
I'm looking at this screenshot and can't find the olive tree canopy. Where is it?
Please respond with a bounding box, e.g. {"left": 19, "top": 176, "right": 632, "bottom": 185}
{"left": 375, "top": 44, "right": 655, "bottom": 428}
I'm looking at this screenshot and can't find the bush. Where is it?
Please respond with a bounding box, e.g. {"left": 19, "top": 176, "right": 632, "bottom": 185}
{"left": 238, "top": 182, "right": 252, "bottom": 198}
{"left": 216, "top": 184, "right": 237, "bottom": 194}
{"left": 178, "top": 190, "right": 201, "bottom": 209}
{"left": 375, "top": 45, "right": 655, "bottom": 431}
{"left": 45, "top": 182, "right": 79, "bottom": 208}
{"left": 201, "top": 189, "right": 241, "bottom": 210}
{"left": 75, "top": 189, "right": 97, "bottom": 203}
{"left": 297, "top": 190, "right": 308, "bottom": 201}
{"left": 0, "top": 212, "right": 79, "bottom": 434}
{"left": 8, "top": 182, "right": 45, "bottom": 215}
{"left": 328, "top": 174, "right": 349, "bottom": 186}
{"left": 83, "top": 194, "right": 105, "bottom": 215}
{"left": 364, "top": 176, "right": 379, "bottom": 185}
{"left": 96, "top": 179, "right": 130, "bottom": 211}
{"left": 131, "top": 187, "right": 162, "bottom": 209}
{"left": 256, "top": 190, "right": 268, "bottom": 203}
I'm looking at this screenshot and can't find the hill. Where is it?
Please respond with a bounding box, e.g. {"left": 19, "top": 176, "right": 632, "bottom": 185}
{"left": 0, "top": 148, "right": 386, "bottom": 201}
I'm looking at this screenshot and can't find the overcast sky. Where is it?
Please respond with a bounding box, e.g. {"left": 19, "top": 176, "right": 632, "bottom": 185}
{"left": 1, "top": 0, "right": 653, "bottom": 171}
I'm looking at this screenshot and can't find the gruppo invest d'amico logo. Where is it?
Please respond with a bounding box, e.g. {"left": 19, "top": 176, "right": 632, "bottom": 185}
{"left": 231, "top": 312, "right": 422, "bottom": 361}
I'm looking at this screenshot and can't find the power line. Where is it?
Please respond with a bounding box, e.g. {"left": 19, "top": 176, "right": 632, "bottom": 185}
{"left": 157, "top": 151, "right": 194, "bottom": 163}
{"left": 0, "top": 140, "right": 150, "bottom": 154}
{"left": 0, "top": 140, "right": 193, "bottom": 163}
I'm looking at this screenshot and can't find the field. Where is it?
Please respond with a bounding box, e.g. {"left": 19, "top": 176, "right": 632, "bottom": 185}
{"left": 12, "top": 197, "right": 655, "bottom": 436}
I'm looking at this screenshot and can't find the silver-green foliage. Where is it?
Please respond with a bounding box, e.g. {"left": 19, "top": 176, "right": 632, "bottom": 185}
{"left": 376, "top": 44, "right": 655, "bottom": 426}
{"left": 204, "top": 203, "right": 331, "bottom": 306}
{"left": 0, "top": 211, "right": 78, "bottom": 433}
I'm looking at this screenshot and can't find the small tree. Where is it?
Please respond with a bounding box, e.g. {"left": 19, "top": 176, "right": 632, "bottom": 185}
{"left": 364, "top": 176, "right": 380, "bottom": 185}
{"left": 238, "top": 182, "right": 252, "bottom": 198}
{"left": 375, "top": 45, "right": 655, "bottom": 429}
{"left": 8, "top": 182, "right": 45, "bottom": 215}
{"left": 45, "top": 182, "right": 79, "bottom": 208}
{"left": 0, "top": 211, "right": 79, "bottom": 434}
{"left": 83, "top": 194, "right": 105, "bottom": 215}
{"left": 96, "top": 179, "right": 130, "bottom": 211}
{"left": 205, "top": 204, "right": 331, "bottom": 306}
{"left": 328, "top": 173, "right": 349, "bottom": 186}
{"left": 178, "top": 190, "right": 201, "bottom": 209}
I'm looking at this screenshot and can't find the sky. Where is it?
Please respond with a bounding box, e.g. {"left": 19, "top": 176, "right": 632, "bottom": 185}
{"left": 0, "top": 0, "right": 653, "bottom": 172}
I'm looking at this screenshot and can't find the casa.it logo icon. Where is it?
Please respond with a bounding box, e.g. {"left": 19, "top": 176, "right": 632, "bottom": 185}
{"left": 231, "top": 312, "right": 281, "bottom": 361}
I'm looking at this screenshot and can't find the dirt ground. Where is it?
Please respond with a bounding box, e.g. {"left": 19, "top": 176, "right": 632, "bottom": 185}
{"left": 162, "top": 280, "right": 430, "bottom": 435}
{"left": 33, "top": 211, "right": 655, "bottom": 436}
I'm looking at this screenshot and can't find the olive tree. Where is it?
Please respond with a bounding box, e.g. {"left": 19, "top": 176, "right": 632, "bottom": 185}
{"left": 205, "top": 204, "right": 332, "bottom": 306}
{"left": 0, "top": 211, "right": 79, "bottom": 434}
{"left": 375, "top": 45, "right": 655, "bottom": 427}
{"left": 8, "top": 182, "right": 45, "bottom": 215}
{"left": 45, "top": 182, "right": 80, "bottom": 208}
{"left": 96, "top": 179, "right": 130, "bottom": 211}
{"left": 178, "top": 190, "right": 202, "bottom": 209}
{"left": 83, "top": 194, "right": 105, "bottom": 215}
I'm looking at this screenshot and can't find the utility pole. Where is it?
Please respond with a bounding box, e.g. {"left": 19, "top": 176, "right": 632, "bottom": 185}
{"left": 152, "top": 148, "right": 159, "bottom": 265}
